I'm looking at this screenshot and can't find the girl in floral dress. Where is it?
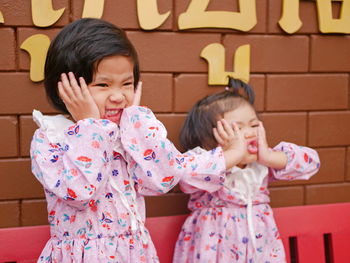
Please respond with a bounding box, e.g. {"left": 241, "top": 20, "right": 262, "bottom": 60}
{"left": 30, "top": 18, "right": 240, "bottom": 263}
{"left": 173, "top": 78, "right": 320, "bottom": 263}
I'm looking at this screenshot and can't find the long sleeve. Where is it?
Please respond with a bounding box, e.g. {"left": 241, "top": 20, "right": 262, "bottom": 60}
{"left": 120, "top": 106, "right": 226, "bottom": 196}
{"left": 269, "top": 141, "right": 320, "bottom": 181}
{"left": 179, "top": 147, "right": 227, "bottom": 194}
{"left": 31, "top": 118, "right": 118, "bottom": 209}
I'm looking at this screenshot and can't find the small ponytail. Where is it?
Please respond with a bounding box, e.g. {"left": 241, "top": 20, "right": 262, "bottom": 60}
{"left": 226, "top": 77, "right": 255, "bottom": 105}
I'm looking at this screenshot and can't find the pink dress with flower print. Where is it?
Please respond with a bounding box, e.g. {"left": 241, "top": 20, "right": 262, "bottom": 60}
{"left": 31, "top": 106, "right": 226, "bottom": 263}
{"left": 173, "top": 143, "right": 320, "bottom": 263}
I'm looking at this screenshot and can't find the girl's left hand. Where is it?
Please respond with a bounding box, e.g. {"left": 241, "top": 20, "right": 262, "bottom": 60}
{"left": 257, "top": 121, "right": 270, "bottom": 165}
{"left": 132, "top": 81, "right": 142, "bottom": 106}
{"left": 257, "top": 121, "right": 288, "bottom": 169}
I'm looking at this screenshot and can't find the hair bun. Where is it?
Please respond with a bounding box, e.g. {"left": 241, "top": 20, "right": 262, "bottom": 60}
{"left": 226, "top": 77, "right": 255, "bottom": 105}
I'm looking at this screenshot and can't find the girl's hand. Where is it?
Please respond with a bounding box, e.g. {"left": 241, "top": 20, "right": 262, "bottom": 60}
{"left": 257, "top": 121, "right": 287, "bottom": 169}
{"left": 213, "top": 119, "right": 246, "bottom": 169}
{"left": 257, "top": 121, "right": 271, "bottom": 164}
{"left": 132, "top": 81, "right": 142, "bottom": 106}
{"left": 58, "top": 72, "right": 100, "bottom": 121}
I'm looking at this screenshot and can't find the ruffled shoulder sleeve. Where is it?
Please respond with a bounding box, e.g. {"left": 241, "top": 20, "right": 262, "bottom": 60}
{"left": 32, "top": 109, "right": 74, "bottom": 144}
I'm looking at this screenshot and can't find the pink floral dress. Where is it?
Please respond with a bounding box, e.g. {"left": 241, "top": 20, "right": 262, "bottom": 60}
{"left": 30, "top": 106, "right": 226, "bottom": 263}
{"left": 173, "top": 143, "right": 320, "bottom": 263}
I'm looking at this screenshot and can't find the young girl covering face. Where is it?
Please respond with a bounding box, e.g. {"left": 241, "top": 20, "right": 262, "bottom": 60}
{"left": 30, "top": 18, "right": 240, "bottom": 263}
{"left": 173, "top": 78, "right": 320, "bottom": 263}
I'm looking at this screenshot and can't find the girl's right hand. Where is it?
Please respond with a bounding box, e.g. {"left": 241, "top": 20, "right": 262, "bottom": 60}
{"left": 58, "top": 72, "right": 100, "bottom": 122}
{"left": 213, "top": 119, "right": 246, "bottom": 168}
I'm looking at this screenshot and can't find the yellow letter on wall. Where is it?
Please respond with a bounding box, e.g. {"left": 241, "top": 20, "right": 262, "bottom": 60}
{"left": 178, "top": 0, "right": 257, "bottom": 31}
{"left": 316, "top": 0, "right": 350, "bottom": 33}
{"left": 279, "top": 0, "right": 303, "bottom": 34}
{"left": 200, "top": 43, "right": 250, "bottom": 85}
{"left": 20, "top": 34, "right": 50, "bottom": 82}
{"left": 31, "top": 0, "right": 65, "bottom": 27}
{"left": 137, "top": 0, "right": 170, "bottom": 30}
{"left": 82, "top": 0, "right": 105, "bottom": 19}
{"left": 0, "top": 10, "right": 4, "bottom": 23}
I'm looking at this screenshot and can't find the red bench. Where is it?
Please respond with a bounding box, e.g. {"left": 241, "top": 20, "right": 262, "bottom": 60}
{"left": 1, "top": 202, "right": 350, "bottom": 263}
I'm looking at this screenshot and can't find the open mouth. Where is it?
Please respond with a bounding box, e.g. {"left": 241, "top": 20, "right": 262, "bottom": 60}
{"left": 104, "top": 109, "right": 123, "bottom": 124}
{"left": 247, "top": 139, "right": 258, "bottom": 154}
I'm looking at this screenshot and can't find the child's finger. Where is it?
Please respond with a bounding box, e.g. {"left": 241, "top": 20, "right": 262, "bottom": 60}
{"left": 58, "top": 81, "right": 71, "bottom": 105}
{"left": 133, "top": 81, "right": 142, "bottom": 106}
{"left": 257, "top": 121, "right": 270, "bottom": 151}
{"left": 216, "top": 120, "right": 229, "bottom": 141}
{"left": 232, "top": 122, "right": 241, "bottom": 137}
{"left": 220, "top": 119, "right": 235, "bottom": 138}
{"left": 258, "top": 121, "right": 266, "bottom": 140}
{"left": 60, "top": 73, "right": 75, "bottom": 100}
{"left": 79, "top": 77, "right": 91, "bottom": 98}
{"left": 213, "top": 127, "right": 225, "bottom": 146}
{"left": 259, "top": 121, "right": 265, "bottom": 132}
{"left": 68, "top": 72, "right": 83, "bottom": 99}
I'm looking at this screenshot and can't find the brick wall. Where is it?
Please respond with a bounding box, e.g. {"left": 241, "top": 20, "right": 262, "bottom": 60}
{"left": 0, "top": 0, "right": 349, "bottom": 228}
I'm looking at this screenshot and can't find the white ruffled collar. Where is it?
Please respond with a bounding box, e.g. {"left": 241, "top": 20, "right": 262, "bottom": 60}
{"left": 225, "top": 162, "right": 268, "bottom": 201}
{"left": 32, "top": 109, "right": 74, "bottom": 144}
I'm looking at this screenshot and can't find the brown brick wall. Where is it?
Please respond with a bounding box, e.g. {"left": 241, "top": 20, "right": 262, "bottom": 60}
{"left": 0, "top": 0, "right": 349, "bottom": 228}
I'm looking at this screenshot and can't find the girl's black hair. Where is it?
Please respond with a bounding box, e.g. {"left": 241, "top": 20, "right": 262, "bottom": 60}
{"left": 180, "top": 77, "right": 255, "bottom": 151}
{"left": 44, "top": 18, "right": 140, "bottom": 114}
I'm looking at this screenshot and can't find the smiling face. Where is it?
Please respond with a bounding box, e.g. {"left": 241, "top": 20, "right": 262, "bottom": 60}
{"left": 88, "top": 55, "right": 135, "bottom": 124}
{"left": 223, "top": 102, "right": 260, "bottom": 166}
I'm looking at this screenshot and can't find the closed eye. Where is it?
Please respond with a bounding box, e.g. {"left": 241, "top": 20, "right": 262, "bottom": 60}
{"left": 95, "top": 83, "right": 108, "bottom": 87}
{"left": 123, "top": 82, "right": 134, "bottom": 86}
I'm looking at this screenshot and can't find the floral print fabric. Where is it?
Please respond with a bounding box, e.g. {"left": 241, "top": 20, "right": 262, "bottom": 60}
{"left": 31, "top": 106, "right": 226, "bottom": 263}
{"left": 173, "top": 143, "right": 320, "bottom": 263}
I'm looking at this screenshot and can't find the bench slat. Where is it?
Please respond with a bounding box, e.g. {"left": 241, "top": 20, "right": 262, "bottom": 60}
{"left": 332, "top": 232, "right": 350, "bottom": 263}
{"left": 0, "top": 225, "right": 49, "bottom": 262}
{"left": 146, "top": 215, "right": 187, "bottom": 263}
{"left": 297, "top": 235, "right": 325, "bottom": 263}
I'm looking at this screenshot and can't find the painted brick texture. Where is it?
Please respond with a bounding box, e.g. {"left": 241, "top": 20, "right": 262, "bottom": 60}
{"left": 0, "top": 28, "right": 15, "bottom": 70}
{"left": 0, "top": 0, "right": 349, "bottom": 228}
{"left": 311, "top": 36, "right": 350, "bottom": 72}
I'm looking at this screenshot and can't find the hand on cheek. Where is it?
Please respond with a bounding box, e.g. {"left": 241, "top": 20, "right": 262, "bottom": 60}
{"left": 132, "top": 81, "right": 142, "bottom": 106}
{"left": 58, "top": 72, "right": 100, "bottom": 122}
{"left": 214, "top": 120, "right": 247, "bottom": 169}
{"left": 257, "top": 121, "right": 273, "bottom": 166}
{"left": 257, "top": 121, "right": 288, "bottom": 169}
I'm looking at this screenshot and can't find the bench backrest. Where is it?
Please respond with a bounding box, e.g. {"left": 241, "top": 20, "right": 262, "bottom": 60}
{"left": 1, "top": 202, "right": 350, "bottom": 263}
